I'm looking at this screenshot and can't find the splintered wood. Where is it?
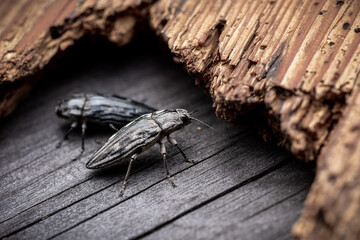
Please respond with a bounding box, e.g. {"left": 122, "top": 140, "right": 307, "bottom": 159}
{"left": 151, "top": 0, "right": 360, "bottom": 162}
{"left": 0, "top": 0, "right": 359, "bottom": 239}
{"left": 0, "top": 0, "right": 152, "bottom": 118}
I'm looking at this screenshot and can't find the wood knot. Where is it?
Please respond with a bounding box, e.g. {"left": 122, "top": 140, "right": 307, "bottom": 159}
{"left": 50, "top": 25, "right": 64, "bottom": 39}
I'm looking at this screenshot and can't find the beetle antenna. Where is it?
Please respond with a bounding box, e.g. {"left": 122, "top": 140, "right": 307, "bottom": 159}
{"left": 189, "top": 109, "right": 199, "bottom": 115}
{"left": 190, "top": 117, "right": 214, "bottom": 129}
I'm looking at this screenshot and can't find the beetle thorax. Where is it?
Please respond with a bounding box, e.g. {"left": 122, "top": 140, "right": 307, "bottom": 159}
{"left": 151, "top": 109, "right": 191, "bottom": 134}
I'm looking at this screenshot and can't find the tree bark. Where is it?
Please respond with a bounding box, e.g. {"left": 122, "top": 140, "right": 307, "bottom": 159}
{"left": 0, "top": 0, "right": 360, "bottom": 239}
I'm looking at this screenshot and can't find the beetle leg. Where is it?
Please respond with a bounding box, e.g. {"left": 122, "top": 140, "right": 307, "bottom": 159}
{"left": 120, "top": 153, "right": 138, "bottom": 196}
{"left": 167, "top": 135, "right": 194, "bottom": 164}
{"left": 56, "top": 122, "right": 78, "bottom": 148}
{"left": 109, "top": 123, "right": 119, "bottom": 131}
{"left": 81, "top": 121, "right": 87, "bottom": 152}
{"left": 71, "top": 122, "right": 86, "bottom": 161}
{"left": 160, "top": 142, "right": 176, "bottom": 188}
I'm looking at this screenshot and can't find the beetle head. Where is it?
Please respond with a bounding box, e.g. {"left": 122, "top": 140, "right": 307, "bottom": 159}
{"left": 55, "top": 94, "right": 85, "bottom": 120}
{"left": 55, "top": 100, "right": 67, "bottom": 117}
{"left": 176, "top": 109, "right": 191, "bottom": 125}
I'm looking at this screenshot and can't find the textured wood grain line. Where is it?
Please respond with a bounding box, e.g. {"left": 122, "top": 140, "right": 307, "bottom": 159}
{"left": 142, "top": 162, "right": 313, "bottom": 240}
{"left": 0, "top": 0, "right": 24, "bottom": 35}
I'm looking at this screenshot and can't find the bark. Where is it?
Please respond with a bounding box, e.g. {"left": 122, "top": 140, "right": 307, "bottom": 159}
{"left": 150, "top": 0, "right": 360, "bottom": 162}
{"left": 0, "top": 0, "right": 360, "bottom": 239}
{"left": 292, "top": 83, "right": 360, "bottom": 240}
{"left": 0, "top": 0, "right": 153, "bottom": 118}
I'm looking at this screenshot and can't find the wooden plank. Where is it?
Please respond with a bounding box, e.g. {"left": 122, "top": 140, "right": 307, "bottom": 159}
{"left": 0, "top": 38, "right": 313, "bottom": 239}
{"left": 141, "top": 162, "right": 313, "bottom": 240}
{"left": 6, "top": 136, "right": 288, "bottom": 239}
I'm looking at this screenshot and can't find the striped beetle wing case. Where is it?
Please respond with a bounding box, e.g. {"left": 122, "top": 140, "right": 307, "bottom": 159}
{"left": 56, "top": 93, "right": 157, "bottom": 127}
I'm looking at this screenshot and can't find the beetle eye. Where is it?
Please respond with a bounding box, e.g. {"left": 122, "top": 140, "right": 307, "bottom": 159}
{"left": 180, "top": 115, "right": 189, "bottom": 123}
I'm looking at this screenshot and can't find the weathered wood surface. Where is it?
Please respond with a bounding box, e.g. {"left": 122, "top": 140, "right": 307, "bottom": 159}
{"left": 151, "top": 0, "right": 360, "bottom": 162}
{"left": 0, "top": 38, "right": 313, "bottom": 239}
{"left": 0, "top": 0, "right": 359, "bottom": 239}
{"left": 293, "top": 80, "right": 360, "bottom": 239}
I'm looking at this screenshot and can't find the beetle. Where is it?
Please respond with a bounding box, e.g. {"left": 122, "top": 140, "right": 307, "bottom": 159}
{"left": 55, "top": 93, "right": 156, "bottom": 159}
{"left": 86, "top": 108, "right": 210, "bottom": 196}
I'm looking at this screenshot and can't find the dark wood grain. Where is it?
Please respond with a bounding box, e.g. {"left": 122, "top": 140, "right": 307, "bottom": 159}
{"left": 0, "top": 36, "right": 314, "bottom": 239}
{"left": 142, "top": 162, "right": 312, "bottom": 240}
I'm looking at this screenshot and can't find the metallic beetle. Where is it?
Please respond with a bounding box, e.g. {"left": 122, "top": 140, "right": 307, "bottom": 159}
{"left": 56, "top": 93, "right": 156, "bottom": 158}
{"left": 86, "top": 109, "right": 199, "bottom": 195}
